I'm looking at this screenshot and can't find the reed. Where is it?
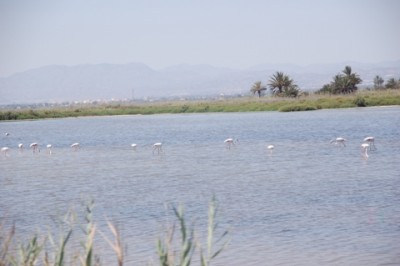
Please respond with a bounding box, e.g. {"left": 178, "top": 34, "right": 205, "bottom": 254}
{"left": 0, "top": 198, "right": 228, "bottom": 266}
{"left": 8, "top": 234, "right": 44, "bottom": 266}
{"left": 80, "top": 200, "right": 97, "bottom": 266}
{"left": 200, "top": 197, "right": 229, "bottom": 266}
{"left": 157, "top": 197, "right": 228, "bottom": 266}
{"left": 100, "top": 221, "right": 124, "bottom": 266}
{"left": 0, "top": 222, "right": 15, "bottom": 266}
{"left": 44, "top": 209, "right": 75, "bottom": 266}
{"left": 157, "top": 204, "right": 196, "bottom": 266}
{"left": 50, "top": 229, "right": 72, "bottom": 266}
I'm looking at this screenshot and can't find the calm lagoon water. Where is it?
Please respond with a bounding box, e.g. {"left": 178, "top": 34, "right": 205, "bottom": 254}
{"left": 1, "top": 107, "right": 400, "bottom": 265}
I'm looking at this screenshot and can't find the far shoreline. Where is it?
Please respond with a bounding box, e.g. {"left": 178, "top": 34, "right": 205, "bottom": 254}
{"left": 1, "top": 89, "right": 399, "bottom": 121}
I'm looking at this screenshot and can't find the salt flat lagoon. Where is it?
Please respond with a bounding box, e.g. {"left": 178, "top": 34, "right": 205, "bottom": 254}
{"left": 1, "top": 107, "right": 400, "bottom": 265}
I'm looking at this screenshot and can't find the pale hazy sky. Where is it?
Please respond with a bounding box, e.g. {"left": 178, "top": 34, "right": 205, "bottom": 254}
{"left": 0, "top": 0, "right": 399, "bottom": 77}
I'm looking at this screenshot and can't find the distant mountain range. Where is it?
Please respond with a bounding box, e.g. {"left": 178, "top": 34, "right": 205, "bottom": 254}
{"left": 1, "top": 61, "right": 399, "bottom": 104}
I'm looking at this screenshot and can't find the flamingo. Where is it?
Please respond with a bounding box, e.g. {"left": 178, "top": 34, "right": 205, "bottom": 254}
{"left": 18, "top": 143, "right": 24, "bottom": 151}
{"left": 131, "top": 144, "right": 137, "bottom": 151}
{"left": 153, "top": 142, "right": 162, "bottom": 154}
{"left": 1, "top": 147, "right": 10, "bottom": 157}
{"left": 267, "top": 145, "right": 275, "bottom": 154}
{"left": 71, "top": 143, "right": 80, "bottom": 151}
{"left": 46, "top": 144, "right": 53, "bottom": 154}
{"left": 30, "top": 143, "right": 39, "bottom": 153}
{"left": 330, "top": 137, "right": 346, "bottom": 147}
{"left": 224, "top": 138, "right": 234, "bottom": 149}
{"left": 361, "top": 143, "right": 369, "bottom": 158}
{"left": 363, "top": 136, "right": 376, "bottom": 150}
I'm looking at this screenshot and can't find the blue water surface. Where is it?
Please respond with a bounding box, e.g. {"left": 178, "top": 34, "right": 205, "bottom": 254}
{"left": 1, "top": 107, "right": 400, "bottom": 265}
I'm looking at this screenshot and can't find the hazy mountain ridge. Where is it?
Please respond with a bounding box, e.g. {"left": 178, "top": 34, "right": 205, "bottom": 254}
{"left": 1, "top": 61, "right": 399, "bottom": 104}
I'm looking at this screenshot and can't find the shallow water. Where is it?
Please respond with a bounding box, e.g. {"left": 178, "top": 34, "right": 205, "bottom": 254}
{"left": 1, "top": 107, "right": 400, "bottom": 265}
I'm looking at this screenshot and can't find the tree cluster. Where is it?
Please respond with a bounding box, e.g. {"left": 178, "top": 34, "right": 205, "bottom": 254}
{"left": 373, "top": 75, "right": 400, "bottom": 90}
{"left": 250, "top": 65, "right": 398, "bottom": 97}
{"left": 250, "top": 71, "right": 300, "bottom": 98}
{"left": 316, "top": 66, "right": 362, "bottom": 94}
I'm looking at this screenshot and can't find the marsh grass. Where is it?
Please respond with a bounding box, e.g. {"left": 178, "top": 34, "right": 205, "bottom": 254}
{"left": 0, "top": 223, "right": 14, "bottom": 265}
{"left": 80, "top": 200, "right": 98, "bottom": 266}
{"left": 49, "top": 228, "right": 72, "bottom": 266}
{"left": 200, "top": 197, "right": 229, "bottom": 266}
{"left": 0, "top": 198, "right": 228, "bottom": 266}
{"left": 157, "top": 197, "right": 228, "bottom": 266}
{"left": 99, "top": 221, "right": 124, "bottom": 266}
{"left": 1, "top": 90, "right": 399, "bottom": 120}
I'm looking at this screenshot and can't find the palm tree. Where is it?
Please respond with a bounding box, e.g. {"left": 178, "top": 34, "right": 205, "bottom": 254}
{"left": 283, "top": 84, "right": 301, "bottom": 97}
{"left": 250, "top": 81, "right": 267, "bottom": 97}
{"left": 342, "top": 66, "right": 362, "bottom": 93}
{"left": 373, "top": 75, "right": 384, "bottom": 90}
{"left": 317, "top": 66, "right": 362, "bottom": 94}
{"left": 268, "top": 72, "right": 298, "bottom": 96}
{"left": 332, "top": 74, "right": 349, "bottom": 94}
{"left": 385, "top": 78, "right": 399, "bottom": 89}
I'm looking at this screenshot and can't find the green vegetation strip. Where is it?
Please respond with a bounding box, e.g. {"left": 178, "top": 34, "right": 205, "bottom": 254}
{"left": 1, "top": 90, "right": 400, "bottom": 121}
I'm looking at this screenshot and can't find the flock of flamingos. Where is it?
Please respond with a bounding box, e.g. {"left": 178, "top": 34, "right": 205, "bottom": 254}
{"left": 1, "top": 132, "right": 376, "bottom": 159}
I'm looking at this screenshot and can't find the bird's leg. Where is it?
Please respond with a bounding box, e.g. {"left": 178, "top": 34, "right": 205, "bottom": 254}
{"left": 371, "top": 142, "right": 376, "bottom": 151}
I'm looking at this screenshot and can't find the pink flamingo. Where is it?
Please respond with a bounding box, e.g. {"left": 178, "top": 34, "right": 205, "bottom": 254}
{"left": 153, "top": 143, "right": 162, "bottom": 154}
{"left": 363, "top": 137, "right": 376, "bottom": 150}
{"left": 30, "top": 143, "right": 40, "bottom": 153}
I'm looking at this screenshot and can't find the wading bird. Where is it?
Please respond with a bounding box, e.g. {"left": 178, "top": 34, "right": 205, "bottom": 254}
{"left": 267, "top": 145, "right": 275, "bottom": 154}
{"left": 1, "top": 147, "right": 10, "bottom": 157}
{"left": 153, "top": 143, "right": 162, "bottom": 154}
{"left": 18, "top": 143, "right": 24, "bottom": 151}
{"left": 46, "top": 144, "right": 53, "bottom": 154}
{"left": 363, "top": 136, "right": 376, "bottom": 150}
{"left": 71, "top": 143, "right": 80, "bottom": 151}
{"left": 330, "top": 137, "right": 346, "bottom": 147}
{"left": 224, "top": 138, "right": 235, "bottom": 149}
{"left": 131, "top": 144, "right": 137, "bottom": 151}
{"left": 30, "top": 143, "right": 39, "bottom": 153}
{"left": 361, "top": 143, "right": 370, "bottom": 158}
